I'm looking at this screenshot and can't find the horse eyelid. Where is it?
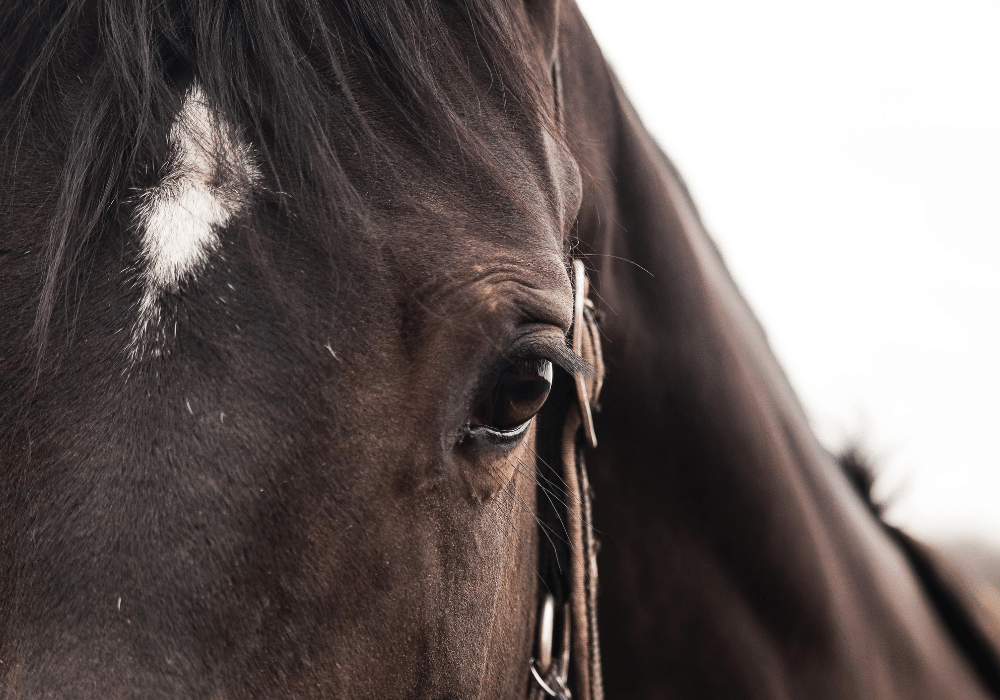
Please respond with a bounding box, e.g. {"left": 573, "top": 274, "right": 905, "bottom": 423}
{"left": 505, "top": 335, "right": 592, "bottom": 378}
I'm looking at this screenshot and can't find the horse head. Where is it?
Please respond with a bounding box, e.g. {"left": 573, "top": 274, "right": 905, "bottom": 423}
{"left": 3, "top": 1, "right": 1000, "bottom": 699}
{"left": 0, "top": 0, "right": 596, "bottom": 696}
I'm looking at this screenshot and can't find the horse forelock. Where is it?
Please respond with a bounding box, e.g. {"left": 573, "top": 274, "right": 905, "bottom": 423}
{"left": 0, "top": 0, "right": 557, "bottom": 357}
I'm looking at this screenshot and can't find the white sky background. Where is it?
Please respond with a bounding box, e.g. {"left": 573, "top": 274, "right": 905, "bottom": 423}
{"left": 574, "top": 0, "right": 1000, "bottom": 546}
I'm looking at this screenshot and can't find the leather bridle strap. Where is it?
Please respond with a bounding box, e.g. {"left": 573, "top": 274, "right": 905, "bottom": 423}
{"left": 529, "top": 260, "right": 605, "bottom": 700}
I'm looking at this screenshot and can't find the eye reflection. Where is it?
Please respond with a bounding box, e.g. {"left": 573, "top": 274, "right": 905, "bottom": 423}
{"left": 471, "top": 359, "right": 553, "bottom": 433}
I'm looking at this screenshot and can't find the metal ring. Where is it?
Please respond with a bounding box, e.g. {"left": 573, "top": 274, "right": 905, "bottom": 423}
{"left": 551, "top": 673, "right": 571, "bottom": 699}
{"left": 530, "top": 659, "right": 559, "bottom": 697}
{"left": 530, "top": 656, "right": 572, "bottom": 699}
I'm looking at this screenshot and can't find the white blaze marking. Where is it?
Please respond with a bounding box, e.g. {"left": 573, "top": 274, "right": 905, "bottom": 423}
{"left": 134, "top": 84, "right": 258, "bottom": 336}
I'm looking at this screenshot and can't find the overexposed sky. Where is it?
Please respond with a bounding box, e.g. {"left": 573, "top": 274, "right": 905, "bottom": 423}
{"left": 575, "top": 0, "right": 1000, "bottom": 545}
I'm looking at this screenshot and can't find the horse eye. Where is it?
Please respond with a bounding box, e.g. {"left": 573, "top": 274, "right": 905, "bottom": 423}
{"left": 471, "top": 359, "right": 553, "bottom": 433}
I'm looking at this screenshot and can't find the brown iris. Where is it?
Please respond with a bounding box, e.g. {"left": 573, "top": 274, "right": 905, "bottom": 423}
{"left": 470, "top": 359, "right": 554, "bottom": 433}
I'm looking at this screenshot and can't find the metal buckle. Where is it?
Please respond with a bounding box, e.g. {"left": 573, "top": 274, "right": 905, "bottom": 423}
{"left": 530, "top": 594, "right": 571, "bottom": 699}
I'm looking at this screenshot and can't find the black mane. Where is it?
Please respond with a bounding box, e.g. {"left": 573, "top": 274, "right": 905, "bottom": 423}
{"left": 0, "top": 0, "right": 552, "bottom": 353}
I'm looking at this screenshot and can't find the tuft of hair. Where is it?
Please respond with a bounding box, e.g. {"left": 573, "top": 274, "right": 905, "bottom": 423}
{"left": 836, "top": 444, "right": 884, "bottom": 518}
{"left": 0, "top": 0, "right": 556, "bottom": 357}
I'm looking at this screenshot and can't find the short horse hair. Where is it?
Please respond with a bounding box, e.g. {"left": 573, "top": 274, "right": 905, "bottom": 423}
{"left": 0, "top": 0, "right": 555, "bottom": 355}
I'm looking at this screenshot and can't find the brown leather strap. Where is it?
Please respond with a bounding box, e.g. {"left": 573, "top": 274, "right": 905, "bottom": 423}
{"left": 530, "top": 261, "right": 604, "bottom": 700}
{"left": 561, "top": 408, "right": 590, "bottom": 698}
{"left": 573, "top": 260, "right": 605, "bottom": 700}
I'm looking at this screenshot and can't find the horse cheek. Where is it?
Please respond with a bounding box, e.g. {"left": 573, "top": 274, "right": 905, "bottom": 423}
{"left": 463, "top": 423, "right": 537, "bottom": 503}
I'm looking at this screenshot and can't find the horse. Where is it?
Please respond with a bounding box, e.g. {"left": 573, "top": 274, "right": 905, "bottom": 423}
{"left": 1, "top": 0, "right": 998, "bottom": 697}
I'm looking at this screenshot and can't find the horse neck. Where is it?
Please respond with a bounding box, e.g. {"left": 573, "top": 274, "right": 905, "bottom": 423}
{"left": 561, "top": 10, "right": 994, "bottom": 692}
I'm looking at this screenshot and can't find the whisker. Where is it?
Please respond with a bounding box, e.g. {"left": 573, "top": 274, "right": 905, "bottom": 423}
{"left": 527, "top": 444, "right": 583, "bottom": 509}
{"left": 479, "top": 470, "right": 558, "bottom": 594}
{"left": 511, "top": 456, "right": 568, "bottom": 583}
{"left": 510, "top": 460, "right": 570, "bottom": 547}
{"left": 510, "top": 458, "right": 590, "bottom": 559}
{"left": 575, "top": 251, "right": 654, "bottom": 278}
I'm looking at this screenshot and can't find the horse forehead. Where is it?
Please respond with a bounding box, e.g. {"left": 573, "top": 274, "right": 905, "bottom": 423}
{"left": 539, "top": 127, "right": 583, "bottom": 230}
{"left": 385, "top": 135, "right": 580, "bottom": 289}
{"left": 375, "top": 198, "right": 573, "bottom": 315}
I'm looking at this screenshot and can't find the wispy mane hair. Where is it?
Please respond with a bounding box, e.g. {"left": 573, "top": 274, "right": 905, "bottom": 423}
{"left": 0, "top": 0, "right": 554, "bottom": 354}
